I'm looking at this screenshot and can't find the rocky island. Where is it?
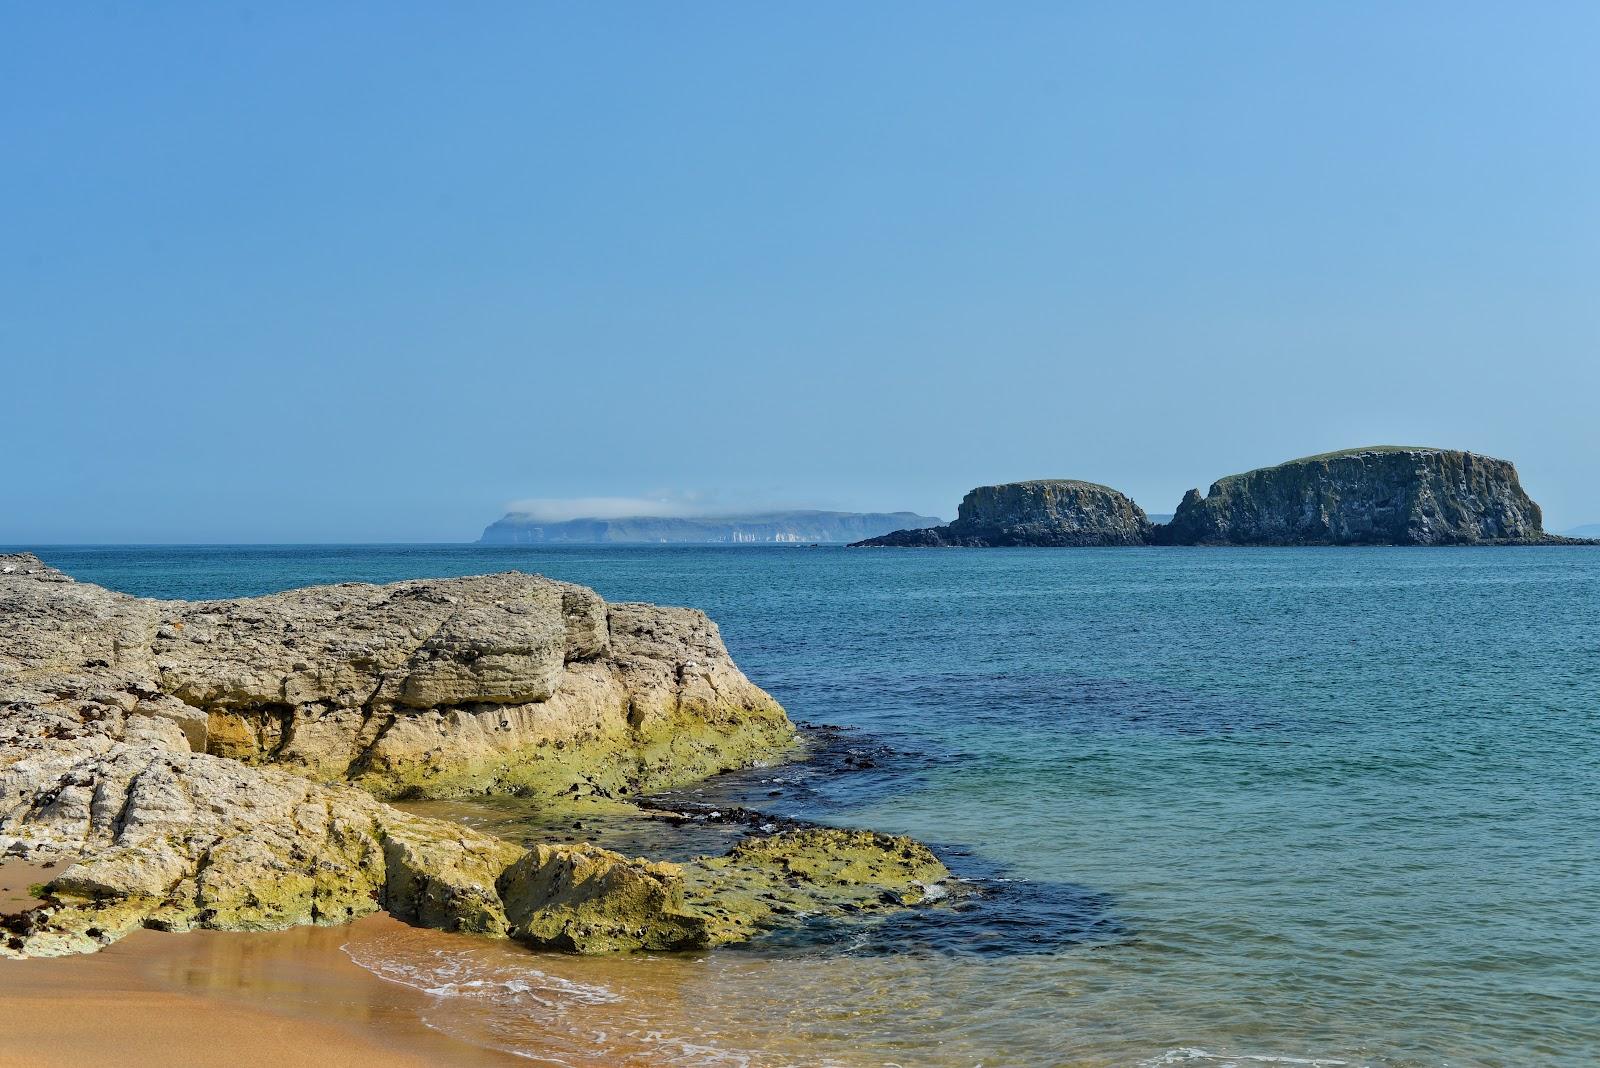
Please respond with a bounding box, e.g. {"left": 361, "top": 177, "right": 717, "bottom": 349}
{"left": 1154, "top": 447, "right": 1559, "bottom": 546}
{"left": 0, "top": 554, "right": 949, "bottom": 959}
{"left": 855, "top": 447, "right": 1584, "bottom": 548}
{"left": 853, "top": 480, "right": 1152, "bottom": 547}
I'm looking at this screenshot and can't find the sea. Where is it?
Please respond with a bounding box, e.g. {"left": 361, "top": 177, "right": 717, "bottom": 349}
{"left": 20, "top": 543, "right": 1600, "bottom": 1067}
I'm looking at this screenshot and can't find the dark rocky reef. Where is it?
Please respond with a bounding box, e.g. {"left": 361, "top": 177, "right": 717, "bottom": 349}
{"left": 1154, "top": 447, "right": 1561, "bottom": 546}
{"left": 854, "top": 481, "right": 1151, "bottom": 547}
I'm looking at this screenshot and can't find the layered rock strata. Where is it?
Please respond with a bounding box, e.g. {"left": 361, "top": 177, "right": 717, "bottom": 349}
{"left": 1155, "top": 447, "right": 1553, "bottom": 546}
{"left": 0, "top": 556, "right": 949, "bottom": 958}
{"left": 854, "top": 480, "right": 1151, "bottom": 547}
{"left": 2, "top": 560, "right": 792, "bottom": 801}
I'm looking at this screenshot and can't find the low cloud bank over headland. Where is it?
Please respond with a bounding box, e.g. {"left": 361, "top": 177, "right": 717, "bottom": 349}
{"left": 501, "top": 496, "right": 712, "bottom": 523}
{"left": 481, "top": 507, "right": 942, "bottom": 545}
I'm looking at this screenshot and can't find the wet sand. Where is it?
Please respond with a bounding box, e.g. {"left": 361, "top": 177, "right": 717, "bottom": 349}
{"left": 0, "top": 856, "right": 876, "bottom": 1068}
{"left": 0, "top": 861, "right": 537, "bottom": 1068}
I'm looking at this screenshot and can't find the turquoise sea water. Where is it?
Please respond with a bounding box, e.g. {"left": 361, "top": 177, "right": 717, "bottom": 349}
{"left": 21, "top": 544, "right": 1600, "bottom": 1067}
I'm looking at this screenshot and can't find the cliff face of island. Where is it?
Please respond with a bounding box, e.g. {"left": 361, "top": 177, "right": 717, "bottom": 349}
{"left": 1156, "top": 447, "right": 1550, "bottom": 546}
{"left": 0, "top": 555, "right": 949, "bottom": 958}
{"left": 854, "top": 447, "right": 1576, "bottom": 548}
{"left": 854, "top": 480, "right": 1151, "bottom": 547}
{"left": 480, "top": 510, "right": 943, "bottom": 544}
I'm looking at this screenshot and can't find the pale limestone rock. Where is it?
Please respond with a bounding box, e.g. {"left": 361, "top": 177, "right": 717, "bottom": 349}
{"left": 0, "top": 554, "right": 946, "bottom": 960}
{"left": 0, "top": 556, "right": 792, "bottom": 799}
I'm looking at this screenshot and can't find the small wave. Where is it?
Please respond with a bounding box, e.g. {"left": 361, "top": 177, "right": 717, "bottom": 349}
{"left": 342, "top": 939, "right": 619, "bottom": 1009}
{"left": 1142, "top": 1049, "right": 1357, "bottom": 1068}
{"left": 341, "top": 936, "right": 772, "bottom": 1067}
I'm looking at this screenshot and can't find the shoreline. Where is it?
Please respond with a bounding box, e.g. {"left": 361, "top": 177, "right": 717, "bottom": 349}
{"left": 0, "top": 893, "right": 539, "bottom": 1068}
{"left": 2, "top": 863, "right": 543, "bottom": 1067}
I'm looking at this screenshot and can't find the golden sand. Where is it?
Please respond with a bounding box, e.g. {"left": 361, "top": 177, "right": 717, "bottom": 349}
{"left": 0, "top": 860, "right": 538, "bottom": 1068}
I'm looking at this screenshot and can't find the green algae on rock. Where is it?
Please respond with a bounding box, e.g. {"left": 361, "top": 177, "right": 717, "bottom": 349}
{"left": 496, "top": 829, "right": 953, "bottom": 953}
{"left": 499, "top": 843, "right": 714, "bottom": 952}
{"left": 679, "top": 829, "right": 951, "bottom": 944}
{"left": 2, "top": 751, "right": 953, "bottom": 959}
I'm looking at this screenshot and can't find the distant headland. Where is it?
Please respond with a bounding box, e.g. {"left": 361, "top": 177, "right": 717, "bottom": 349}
{"left": 481, "top": 509, "right": 943, "bottom": 545}
{"left": 855, "top": 447, "right": 1593, "bottom": 548}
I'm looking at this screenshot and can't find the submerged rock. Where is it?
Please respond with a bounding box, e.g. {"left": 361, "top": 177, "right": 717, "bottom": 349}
{"left": 0, "top": 555, "right": 947, "bottom": 958}
{"left": 854, "top": 480, "right": 1151, "bottom": 547}
{"left": 1155, "top": 447, "right": 1560, "bottom": 546}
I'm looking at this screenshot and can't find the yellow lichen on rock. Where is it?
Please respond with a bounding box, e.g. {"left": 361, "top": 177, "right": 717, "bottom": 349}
{"left": 0, "top": 555, "right": 948, "bottom": 960}
{"left": 500, "top": 843, "right": 712, "bottom": 952}
{"left": 679, "top": 828, "right": 952, "bottom": 944}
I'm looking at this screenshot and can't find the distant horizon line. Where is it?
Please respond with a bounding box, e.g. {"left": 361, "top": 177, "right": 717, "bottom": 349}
{"left": 2, "top": 541, "right": 883, "bottom": 549}
{"left": 19, "top": 521, "right": 1600, "bottom": 547}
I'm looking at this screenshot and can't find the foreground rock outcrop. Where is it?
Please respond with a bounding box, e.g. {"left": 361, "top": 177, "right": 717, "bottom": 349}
{"left": 1, "top": 559, "right": 792, "bottom": 801}
{"left": 1155, "top": 447, "right": 1555, "bottom": 546}
{"left": 0, "top": 556, "right": 949, "bottom": 958}
{"left": 854, "top": 480, "right": 1151, "bottom": 547}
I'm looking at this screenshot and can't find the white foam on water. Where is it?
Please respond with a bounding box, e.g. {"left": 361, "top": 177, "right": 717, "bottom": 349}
{"left": 341, "top": 937, "right": 773, "bottom": 1067}
{"left": 413, "top": 1015, "right": 577, "bottom": 1067}
{"left": 341, "top": 939, "right": 619, "bottom": 1008}
{"left": 1142, "top": 1049, "right": 1359, "bottom": 1068}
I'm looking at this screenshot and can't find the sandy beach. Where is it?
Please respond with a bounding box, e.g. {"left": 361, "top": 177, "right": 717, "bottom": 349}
{"left": 1, "top": 862, "right": 532, "bottom": 1068}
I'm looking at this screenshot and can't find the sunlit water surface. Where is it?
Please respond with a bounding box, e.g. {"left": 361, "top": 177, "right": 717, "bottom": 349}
{"left": 27, "top": 544, "right": 1600, "bottom": 1067}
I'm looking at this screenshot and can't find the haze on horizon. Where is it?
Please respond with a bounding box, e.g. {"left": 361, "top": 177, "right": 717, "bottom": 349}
{"left": 4, "top": 4, "right": 1597, "bottom": 544}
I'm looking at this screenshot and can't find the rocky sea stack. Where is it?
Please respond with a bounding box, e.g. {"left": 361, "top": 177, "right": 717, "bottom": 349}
{"left": 1156, "top": 447, "right": 1555, "bottom": 546}
{"left": 854, "top": 480, "right": 1151, "bottom": 547}
{"left": 0, "top": 555, "right": 951, "bottom": 958}
{"left": 855, "top": 447, "right": 1582, "bottom": 549}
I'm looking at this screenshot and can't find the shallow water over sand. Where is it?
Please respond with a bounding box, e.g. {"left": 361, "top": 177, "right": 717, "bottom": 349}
{"left": 0, "top": 906, "right": 526, "bottom": 1067}
{"left": 24, "top": 543, "right": 1600, "bottom": 1066}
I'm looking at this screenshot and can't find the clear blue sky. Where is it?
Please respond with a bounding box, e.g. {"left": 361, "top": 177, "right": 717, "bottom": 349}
{"left": 5, "top": 3, "right": 1597, "bottom": 542}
